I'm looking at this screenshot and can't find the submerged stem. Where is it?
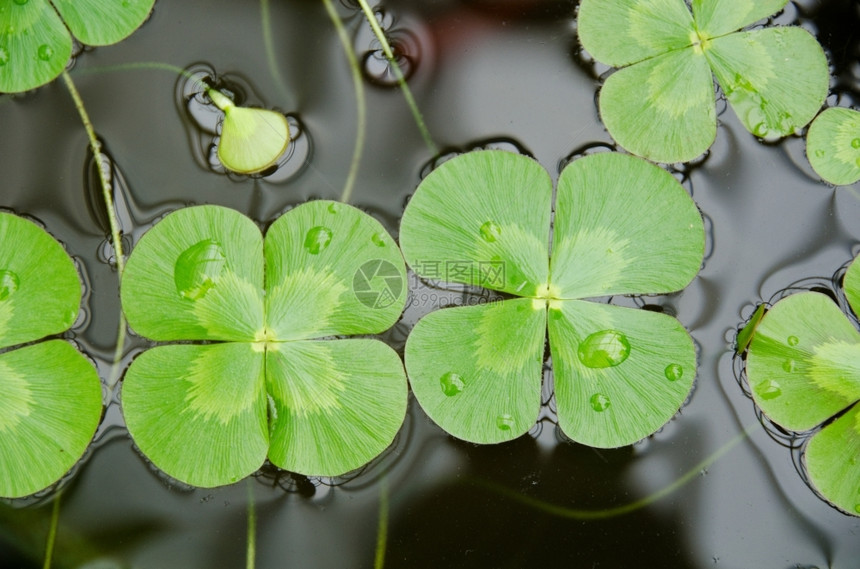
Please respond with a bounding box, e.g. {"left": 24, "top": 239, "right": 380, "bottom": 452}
{"left": 355, "top": 0, "right": 437, "bottom": 154}
{"left": 42, "top": 492, "right": 61, "bottom": 569}
{"left": 322, "top": 0, "right": 366, "bottom": 204}
{"left": 247, "top": 480, "right": 257, "bottom": 569}
{"left": 61, "top": 70, "right": 127, "bottom": 390}
{"left": 474, "top": 424, "right": 757, "bottom": 520}
{"left": 374, "top": 478, "right": 389, "bottom": 569}
{"left": 261, "top": 0, "right": 292, "bottom": 104}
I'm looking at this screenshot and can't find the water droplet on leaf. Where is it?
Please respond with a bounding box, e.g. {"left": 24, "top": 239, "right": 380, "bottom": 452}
{"left": 13, "top": 0, "right": 28, "bottom": 5}
{"left": 37, "top": 44, "right": 53, "bottom": 61}
{"left": 479, "top": 221, "right": 501, "bottom": 243}
{"left": 756, "top": 379, "right": 782, "bottom": 400}
{"left": 787, "top": 335, "right": 799, "bottom": 346}
{"left": 851, "top": 138, "right": 860, "bottom": 149}
{"left": 814, "top": 149, "right": 825, "bottom": 158}
{"left": 664, "top": 363, "right": 683, "bottom": 381}
{"left": 0, "top": 47, "right": 8, "bottom": 66}
{"left": 327, "top": 202, "right": 339, "bottom": 214}
{"left": 0, "top": 270, "right": 20, "bottom": 300}
{"left": 782, "top": 359, "right": 796, "bottom": 373}
{"left": 752, "top": 122, "right": 769, "bottom": 137}
{"left": 439, "top": 372, "right": 464, "bottom": 396}
{"left": 496, "top": 414, "right": 514, "bottom": 430}
{"left": 371, "top": 232, "right": 386, "bottom": 247}
{"left": 174, "top": 239, "right": 226, "bottom": 300}
{"left": 590, "top": 393, "right": 611, "bottom": 412}
{"left": 577, "top": 330, "right": 631, "bottom": 368}
{"left": 304, "top": 226, "right": 332, "bottom": 255}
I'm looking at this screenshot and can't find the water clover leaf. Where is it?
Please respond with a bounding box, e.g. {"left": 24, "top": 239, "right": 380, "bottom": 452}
{"left": 0, "top": 0, "right": 155, "bottom": 93}
{"left": 0, "top": 212, "right": 102, "bottom": 498}
{"left": 577, "top": 0, "right": 829, "bottom": 163}
{"left": 207, "top": 88, "right": 290, "bottom": 175}
{"left": 806, "top": 107, "right": 860, "bottom": 186}
{"left": 400, "top": 150, "right": 704, "bottom": 446}
{"left": 120, "top": 202, "right": 408, "bottom": 487}
{"left": 745, "top": 258, "right": 860, "bottom": 516}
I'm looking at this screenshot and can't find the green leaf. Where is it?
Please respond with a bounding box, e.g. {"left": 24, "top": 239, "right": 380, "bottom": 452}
{"left": 264, "top": 200, "right": 406, "bottom": 340}
{"left": 0, "top": 212, "right": 80, "bottom": 348}
{"left": 692, "top": 0, "right": 788, "bottom": 38}
{"left": 208, "top": 89, "right": 291, "bottom": 175}
{"left": 804, "top": 404, "right": 860, "bottom": 516}
{"left": 0, "top": 1, "right": 71, "bottom": 94}
{"left": 846, "top": 254, "right": 860, "bottom": 317}
{"left": 577, "top": 0, "right": 695, "bottom": 67}
{"left": 706, "top": 27, "right": 829, "bottom": 140}
{"left": 548, "top": 300, "right": 696, "bottom": 448}
{"left": 550, "top": 152, "right": 704, "bottom": 297}
{"left": 404, "top": 298, "right": 545, "bottom": 444}
{"left": 122, "top": 343, "right": 269, "bottom": 488}
{"left": 266, "top": 339, "right": 408, "bottom": 476}
{"left": 399, "top": 150, "right": 551, "bottom": 297}
{"left": 746, "top": 292, "right": 860, "bottom": 432}
{"left": 121, "top": 205, "right": 264, "bottom": 342}
{"left": 599, "top": 47, "right": 716, "bottom": 163}
{"left": 806, "top": 107, "right": 860, "bottom": 186}
{"left": 0, "top": 340, "right": 102, "bottom": 498}
{"left": 50, "top": 0, "right": 155, "bottom": 46}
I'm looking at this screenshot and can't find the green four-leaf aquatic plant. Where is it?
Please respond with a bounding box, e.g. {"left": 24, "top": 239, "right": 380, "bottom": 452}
{"left": 577, "top": 0, "right": 829, "bottom": 163}
{"left": 399, "top": 150, "right": 704, "bottom": 446}
{"left": 806, "top": 107, "right": 860, "bottom": 186}
{"left": 120, "top": 201, "right": 408, "bottom": 487}
{"left": 0, "top": 0, "right": 156, "bottom": 93}
{"left": 0, "top": 212, "right": 102, "bottom": 498}
{"left": 745, "top": 255, "right": 860, "bottom": 516}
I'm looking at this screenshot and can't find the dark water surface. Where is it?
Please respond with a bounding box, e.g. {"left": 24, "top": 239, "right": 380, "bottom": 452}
{"left": 1, "top": 0, "right": 860, "bottom": 567}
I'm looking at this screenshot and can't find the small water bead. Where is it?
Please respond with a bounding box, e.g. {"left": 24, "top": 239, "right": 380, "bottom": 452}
{"left": 852, "top": 138, "right": 860, "bottom": 149}
{"left": 787, "top": 335, "right": 799, "bottom": 346}
{"left": 752, "top": 122, "right": 769, "bottom": 138}
{"left": 589, "top": 393, "right": 611, "bottom": 412}
{"left": 782, "top": 359, "right": 796, "bottom": 373}
{"left": 174, "top": 239, "right": 226, "bottom": 300}
{"left": 479, "top": 221, "right": 501, "bottom": 243}
{"left": 371, "top": 232, "right": 386, "bottom": 247}
{"left": 0, "top": 270, "right": 20, "bottom": 301}
{"left": 0, "top": 47, "right": 8, "bottom": 66}
{"left": 327, "top": 202, "right": 339, "bottom": 214}
{"left": 577, "top": 330, "right": 631, "bottom": 368}
{"left": 496, "top": 414, "right": 514, "bottom": 430}
{"left": 756, "top": 379, "right": 782, "bottom": 400}
{"left": 13, "top": 0, "right": 28, "bottom": 5}
{"left": 664, "top": 363, "right": 683, "bottom": 381}
{"left": 814, "top": 149, "right": 826, "bottom": 158}
{"left": 37, "top": 44, "right": 53, "bottom": 61}
{"left": 304, "top": 226, "right": 332, "bottom": 255}
{"left": 439, "top": 372, "right": 464, "bottom": 396}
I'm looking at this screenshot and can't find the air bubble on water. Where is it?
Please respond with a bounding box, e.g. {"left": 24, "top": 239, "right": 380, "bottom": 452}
{"left": 304, "top": 226, "right": 333, "bottom": 255}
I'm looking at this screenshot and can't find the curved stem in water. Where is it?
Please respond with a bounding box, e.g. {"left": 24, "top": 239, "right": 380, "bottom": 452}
{"left": 322, "top": 0, "right": 366, "bottom": 204}
{"left": 42, "top": 492, "right": 61, "bottom": 569}
{"left": 261, "top": 0, "right": 292, "bottom": 104}
{"left": 374, "top": 478, "right": 389, "bottom": 569}
{"left": 61, "top": 70, "right": 127, "bottom": 391}
{"left": 355, "top": 0, "right": 437, "bottom": 154}
{"left": 247, "top": 480, "right": 257, "bottom": 569}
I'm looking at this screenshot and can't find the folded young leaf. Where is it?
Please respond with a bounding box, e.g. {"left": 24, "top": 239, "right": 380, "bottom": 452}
{"left": 549, "top": 300, "right": 696, "bottom": 448}
{"left": 265, "top": 200, "right": 406, "bottom": 339}
{"left": 806, "top": 107, "right": 860, "bottom": 186}
{"left": 551, "top": 152, "right": 704, "bottom": 297}
{"left": 399, "top": 151, "right": 551, "bottom": 297}
{"left": 747, "top": 292, "right": 860, "bottom": 431}
{"left": 122, "top": 343, "right": 269, "bottom": 488}
{"left": 804, "top": 404, "right": 860, "bottom": 516}
{"left": 405, "top": 299, "right": 546, "bottom": 444}
{"left": 0, "top": 341, "right": 102, "bottom": 498}
{"left": 266, "top": 339, "right": 407, "bottom": 476}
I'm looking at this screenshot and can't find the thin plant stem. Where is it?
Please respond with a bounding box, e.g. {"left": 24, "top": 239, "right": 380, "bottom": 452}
{"left": 355, "top": 0, "right": 437, "bottom": 153}
{"left": 473, "top": 423, "right": 758, "bottom": 520}
{"left": 322, "top": 0, "right": 367, "bottom": 204}
{"left": 73, "top": 61, "right": 196, "bottom": 81}
{"left": 247, "top": 480, "right": 257, "bottom": 569}
{"left": 61, "top": 70, "right": 127, "bottom": 391}
{"left": 42, "top": 492, "right": 61, "bottom": 569}
{"left": 374, "top": 478, "right": 389, "bottom": 569}
{"left": 261, "top": 0, "right": 291, "bottom": 104}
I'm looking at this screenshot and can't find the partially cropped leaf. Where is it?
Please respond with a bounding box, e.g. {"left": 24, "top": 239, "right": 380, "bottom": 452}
{"left": 0, "top": 0, "right": 155, "bottom": 93}
{"left": 401, "top": 150, "right": 704, "bottom": 447}
{"left": 804, "top": 406, "right": 860, "bottom": 516}
{"left": 578, "top": 0, "right": 828, "bottom": 162}
{"left": 0, "top": 212, "right": 102, "bottom": 498}
{"left": 806, "top": 107, "right": 860, "bottom": 186}
{"left": 121, "top": 202, "right": 408, "bottom": 487}
{"left": 846, "top": 255, "right": 860, "bottom": 315}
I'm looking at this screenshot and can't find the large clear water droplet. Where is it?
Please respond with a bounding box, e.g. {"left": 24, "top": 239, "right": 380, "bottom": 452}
{"left": 0, "top": 270, "right": 20, "bottom": 301}
{"left": 371, "top": 232, "right": 386, "bottom": 247}
{"left": 787, "top": 335, "right": 799, "bottom": 346}
{"left": 37, "top": 44, "right": 53, "bottom": 61}
{"left": 756, "top": 379, "right": 782, "bottom": 400}
{"left": 174, "top": 239, "right": 226, "bottom": 300}
{"left": 577, "top": 330, "right": 631, "bottom": 368}
{"left": 851, "top": 138, "right": 860, "bottom": 149}
{"left": 304, "top": 226, "right": 332, "bottom": 255}
{"left": 479, "top": 221, "right": 501, "bottom": 243}
{"left": 590, "top": 393, "right": 611, "bottom": 412}
{"left": 664, "top": 363, "right": 683, "bottom": 381}
{"left": 439, "top": 372, "right": 464, "bottom": 397}
{"left": 496, "top": 414, "right": 514, "bottom": 430}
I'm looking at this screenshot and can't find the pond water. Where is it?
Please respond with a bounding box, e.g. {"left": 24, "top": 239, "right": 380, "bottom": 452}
{"left": 1, "top": 0, "right": 860, "bottom": 567}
